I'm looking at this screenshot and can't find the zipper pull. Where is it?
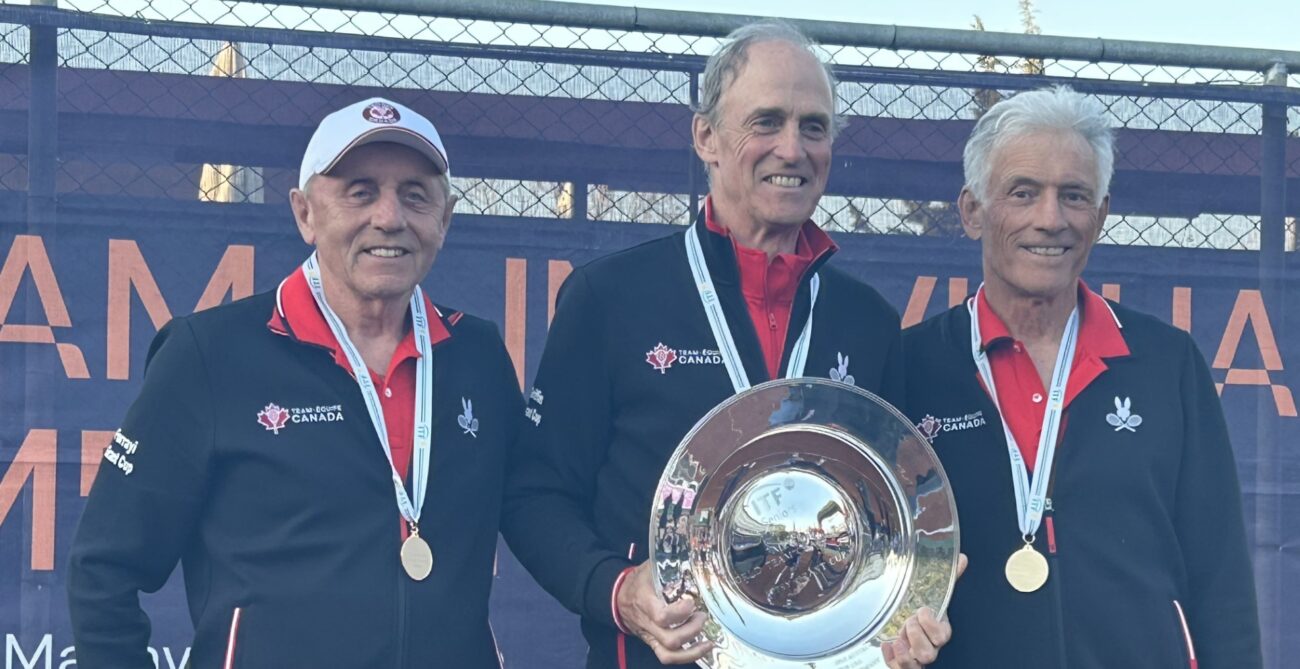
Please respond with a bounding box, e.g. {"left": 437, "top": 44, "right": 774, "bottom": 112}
{"left": 1045, "top": 516, "right": 1058, "bottom": 555}
{"left": 768, "top": 312, "right": 778, "bottom": 330}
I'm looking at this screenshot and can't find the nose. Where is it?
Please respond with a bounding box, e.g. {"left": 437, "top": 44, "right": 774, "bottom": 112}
{"left": 1034, "top": 192, "right": 1070, "bottom": 233}
{"left": 772, "top": 122, "right": 803, "bottom": 163}
{"left": 370, "top": 189, "right": 406, "bottom": 232}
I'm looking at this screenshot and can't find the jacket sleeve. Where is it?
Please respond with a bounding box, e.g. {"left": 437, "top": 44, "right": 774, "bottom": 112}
{"left": 1174, "top": 332, "right": 1261, "bottom": 669}
{"left": 501, "top": 268, "right": 629, "bottom": 629}
{"left": 67, "top": 318, "right": 214, "bottom": 668}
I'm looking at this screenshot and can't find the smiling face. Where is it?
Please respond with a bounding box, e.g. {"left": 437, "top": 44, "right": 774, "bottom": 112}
{"left": 960, "top": 129, "right": 1110, "bottom": 303}
{"left": 290, "top": 142, "right": 454, "bottom": 311}
{"left": 692, "top": 39, "right": 834, "bottom": 237}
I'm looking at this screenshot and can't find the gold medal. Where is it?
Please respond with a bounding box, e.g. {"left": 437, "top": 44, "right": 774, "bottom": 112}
{"left": 400, "top": 530, "right": 434, "bottom": 581}
{"left": 1004, "top": 543, "right": 1048, "bottom": 593}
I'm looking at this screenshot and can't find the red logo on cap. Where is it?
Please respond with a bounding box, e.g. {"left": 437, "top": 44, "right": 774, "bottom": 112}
{"left": 362, "top": 102, "right": 400, "bottom": 124}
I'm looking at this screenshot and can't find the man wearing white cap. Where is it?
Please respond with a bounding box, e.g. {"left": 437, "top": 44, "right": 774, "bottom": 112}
{"left": 68, "top": 97, "right": 521, "bottom": 668}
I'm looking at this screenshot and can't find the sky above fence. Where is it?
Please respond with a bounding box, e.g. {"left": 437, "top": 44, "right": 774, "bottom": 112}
{"left": 593, "top": 0, "right": 1299, "bottom": 54}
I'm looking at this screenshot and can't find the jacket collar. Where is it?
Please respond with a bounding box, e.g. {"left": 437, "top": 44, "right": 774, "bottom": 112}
{"left": 267, "top": 266, "right": 452, "bottom": 369}
{"left": 692, "top": 196, "right": 837, "bottom": 287}
{"left": 972, "top": 279, "right": 1130, "bottom": 359}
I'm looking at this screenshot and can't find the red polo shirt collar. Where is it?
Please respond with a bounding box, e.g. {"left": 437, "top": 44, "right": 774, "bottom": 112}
{"left": 976, "top": 280, "right": 1129, "bottom": 469}
{"left": 703, "top": 196, "right": 836, "bottom": 379}
{"left": 267, "top": 267, "right": 450, "bottom": 376}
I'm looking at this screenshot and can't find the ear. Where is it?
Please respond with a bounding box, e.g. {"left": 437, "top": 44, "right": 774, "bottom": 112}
{"left": 1093, "top": 193, "right": 1110, "bottom": 243}
{"left": 439, "top": 193, "right": 458, "bottom": 238}
{"left": 958, "top": 187, "right": 983, "bottom": 241}
{"left": 692, "top": 113, "right": 719, "bottom": 168}
{"left": 289, "top": 188, "right": 316, "bottom": 246}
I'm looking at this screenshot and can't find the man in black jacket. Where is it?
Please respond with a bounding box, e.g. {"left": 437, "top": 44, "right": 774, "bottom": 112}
{"left": 68, "top": 98, "right": 521, "bottom": 668}
{"left": 903, "top": 85, "right": 1261, "bottom": 668}
{"left": 504, "top": 21, "right": 953, "bottom": 669}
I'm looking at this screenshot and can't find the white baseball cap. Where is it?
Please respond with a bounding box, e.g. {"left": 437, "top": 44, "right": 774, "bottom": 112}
{"left": 298, "top": 97, "right": 449, "bottom": 189}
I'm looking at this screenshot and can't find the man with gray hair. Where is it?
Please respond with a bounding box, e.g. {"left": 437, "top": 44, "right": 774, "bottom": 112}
{"left": 504, "top": 20, "right": 955, "bottom": 669}
{"left": 903, "top": 85, "right": 1261, "bottom": 668}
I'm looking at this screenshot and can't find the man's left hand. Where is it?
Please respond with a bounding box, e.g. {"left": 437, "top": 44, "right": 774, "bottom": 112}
{"left": 881, "top": 553, "right": 967, "bottom": 669}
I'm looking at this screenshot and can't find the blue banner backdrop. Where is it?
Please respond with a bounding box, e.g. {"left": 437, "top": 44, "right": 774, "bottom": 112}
{"left": 1, "top": 210, "right": 1296, "bottom": 667}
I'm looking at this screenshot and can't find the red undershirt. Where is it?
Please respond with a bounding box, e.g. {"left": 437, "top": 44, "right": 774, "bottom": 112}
{"left": 268, "top": 267, "right": 451, "bottom": 537}
{"left": 976, "top": 281, "right": 1129, "bottom": 469}
{"left": 703, "top": 196, "right": 837, "bottom": 379}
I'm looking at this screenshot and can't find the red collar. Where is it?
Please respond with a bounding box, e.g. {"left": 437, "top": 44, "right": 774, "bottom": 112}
{"left": 975, "top": 280, "right": 1129, "bottom": 359}
{"left": 267, "top": 267, "right": 451, "bottom": 377}
{"left": 702, "top": 195, "right": 836, "bottom": 298}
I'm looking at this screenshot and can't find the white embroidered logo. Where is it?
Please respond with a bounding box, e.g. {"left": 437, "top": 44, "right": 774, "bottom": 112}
{"left": 1106, "top": 396, "right": 1142, "bottom": 432}
{"left": 458, "top": 397, "right": 479, "bottom": 438}
{"left": 829, "top": 352, "right": 855, "bottom": 386}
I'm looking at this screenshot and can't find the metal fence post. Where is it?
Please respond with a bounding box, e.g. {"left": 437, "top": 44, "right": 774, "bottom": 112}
{"left": 687, "top": 71, "right": 701, "bottom": 222}
{"left": 1260, "top": 65, "right": 1288, "bottom": 268}
{"left": 1256, "top": 61, "right": 1288, "bottom": 667}
{"left": 570, "top": 178, "right": 588, "bottom": 224}
{"left": 26, "top": 0, "right": 58, "bottom": 227}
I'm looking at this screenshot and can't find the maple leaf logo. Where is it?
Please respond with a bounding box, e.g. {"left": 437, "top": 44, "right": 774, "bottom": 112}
{"left": 917, "top": 414, "right": 942, "bottom": 441}
{"left": 645, "top": 343, "right": 677, "bottom": 374}
{"left": 257, "top": 403, "right": 290, "bottom": 435}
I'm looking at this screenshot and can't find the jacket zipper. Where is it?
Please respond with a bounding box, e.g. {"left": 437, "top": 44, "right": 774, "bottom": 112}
{"left": 396, "top": 573, "right": 408, "bottom": 669}
{"left": 1045, "top": 512, "right": 1068, "bottom": 669}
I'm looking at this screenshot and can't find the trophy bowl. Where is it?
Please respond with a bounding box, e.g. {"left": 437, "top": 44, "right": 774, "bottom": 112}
{"left": 651, "top": 378, "right": 959, "bottom": 668}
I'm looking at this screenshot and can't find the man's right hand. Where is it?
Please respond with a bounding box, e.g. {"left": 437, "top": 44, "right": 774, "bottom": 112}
{"left": 616, "top": 562, "right": 715, "bottom": 665}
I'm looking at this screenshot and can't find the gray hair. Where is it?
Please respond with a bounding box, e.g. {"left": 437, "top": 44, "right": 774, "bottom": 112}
{"left": 963, "top": 85, "right": 1115, "bottom": 202}
{"left": 692, "top": 21, "right": 842, "bottom": 137}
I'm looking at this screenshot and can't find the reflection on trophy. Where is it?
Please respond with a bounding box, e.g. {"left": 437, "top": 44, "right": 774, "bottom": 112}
{"left": 652, "top": 379, "right": 960, "bottom": 668}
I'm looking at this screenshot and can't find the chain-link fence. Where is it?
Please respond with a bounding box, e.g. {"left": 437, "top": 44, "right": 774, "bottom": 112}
{"left": 0, "top": 0, "right": 1297, "bottom": 251}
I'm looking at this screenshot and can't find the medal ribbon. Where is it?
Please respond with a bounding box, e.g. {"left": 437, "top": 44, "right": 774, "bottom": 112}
{"left": 967, "top": 285, "right": 1078, "bottom": 542}
{"left": 303, "top": 252, "right": 434, "bottom": 530}
{"left": 685, "top": 223, "right": 819, "bottom": 393}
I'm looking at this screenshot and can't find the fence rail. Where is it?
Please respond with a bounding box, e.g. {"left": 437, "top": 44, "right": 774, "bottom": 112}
{"left": 0, "top": 0, "right": 1297, "bottom": 251}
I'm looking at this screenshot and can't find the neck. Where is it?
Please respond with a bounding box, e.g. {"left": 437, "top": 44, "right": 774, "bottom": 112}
{"left": 323, "top": 282, "right": 412, "bottom": 373}
{"left": 714, "top": 212, "right": 800, "bottom": 260}
{"left": 983, "top": 282, "right": 1078, "bottom": 347}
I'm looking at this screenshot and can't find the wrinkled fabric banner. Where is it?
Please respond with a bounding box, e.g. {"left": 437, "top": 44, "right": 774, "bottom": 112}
{"left": 1, "top": 213, "right": 1295, "bottom": 667}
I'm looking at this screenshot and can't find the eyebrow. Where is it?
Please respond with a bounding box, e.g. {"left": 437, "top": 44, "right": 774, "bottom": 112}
{"left": 747, "top": 107, "right": 831, "bottom": 124}
{"left": 1004, "top": 176, "right": 1095, "bottom": 194}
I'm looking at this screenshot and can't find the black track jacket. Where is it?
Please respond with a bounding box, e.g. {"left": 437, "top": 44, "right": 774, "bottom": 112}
{"left": 68, "top": 289, "right": 521, "bottom": 669}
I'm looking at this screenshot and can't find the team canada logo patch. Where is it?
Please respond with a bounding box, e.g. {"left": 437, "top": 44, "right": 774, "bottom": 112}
{"left": 917, "top": 414, "right": 942, "bottom": 441}
{"left": 257, "top": 403, "right": 290, "bottom": 435}
{"left": 362, "top": 101, "right": 400, "bottom": 124}
{"left": 646, "top": 343, "right": 678, "bottom": 374}
{"left": 256, "top": 402, "right": 344, "bottom": 434}
{"left": 916, "top": 411, "right": 987, "bottom": 441}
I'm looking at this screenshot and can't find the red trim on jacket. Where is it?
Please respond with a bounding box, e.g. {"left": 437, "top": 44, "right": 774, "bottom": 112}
{"left": 976, "top": 281, "right": 1129, "bottom": 469}
{"left": 703, "top": 196, "right": 836, "bottom": 379}
{"left": 267, "top": 267, "right": 451, "bottom": 536}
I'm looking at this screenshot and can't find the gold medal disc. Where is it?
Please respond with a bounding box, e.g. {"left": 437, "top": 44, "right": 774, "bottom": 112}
{"left": 400, "top": 533, "right": 434, "bottom": 581}
{"left": 1004, "top": 544, "right": 1048, "bottom": 593}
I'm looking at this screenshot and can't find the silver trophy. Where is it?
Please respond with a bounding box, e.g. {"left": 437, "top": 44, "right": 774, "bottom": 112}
{"left": 652, "top": 378, "right": 959, "bottom": 668}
